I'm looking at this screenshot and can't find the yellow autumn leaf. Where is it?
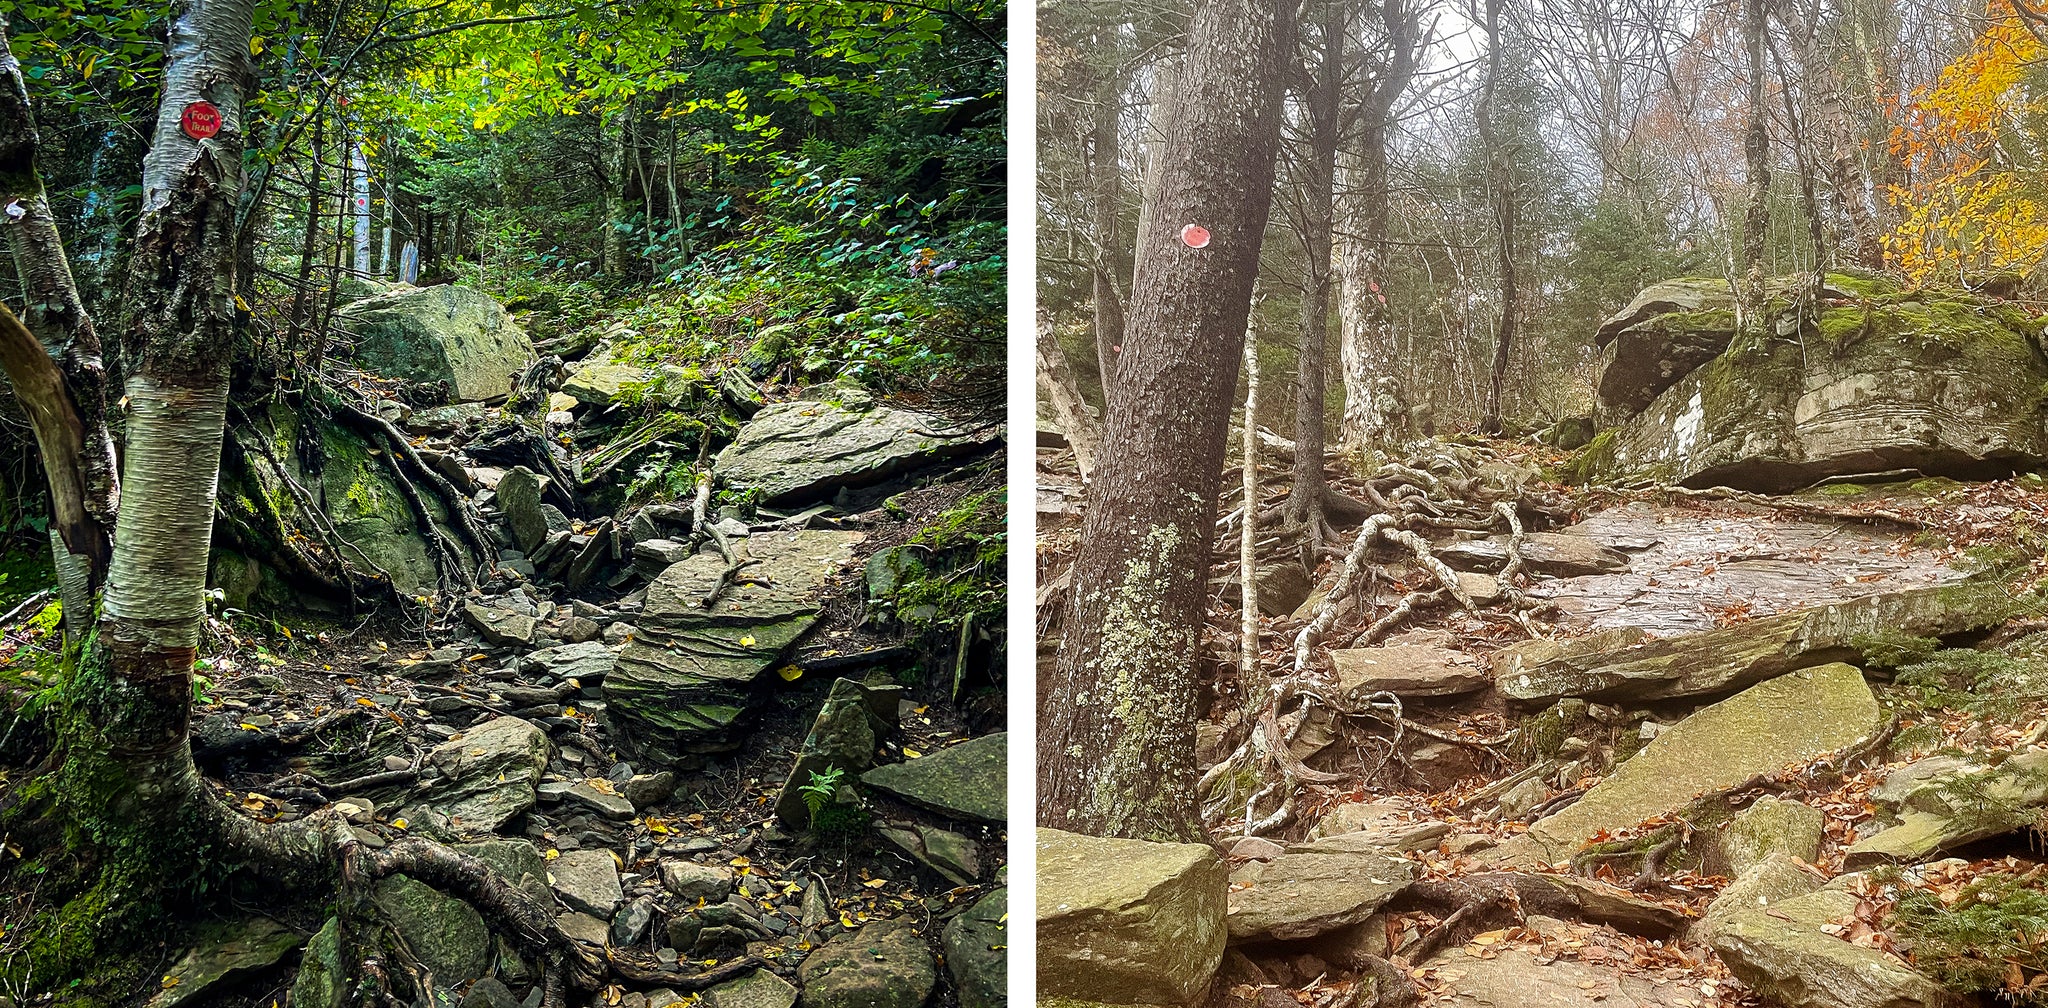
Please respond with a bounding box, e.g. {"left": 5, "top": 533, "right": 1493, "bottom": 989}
{"left": 777, "top": 665, "right": 802, "bottom": 681}
{"left": 391, "top": 818, "right": 408, "bottom": 830}
{"left": 902, "top": 748, "right": 922, "bottom": 758}
{"left": 863, "top": 878, "right": 887, "bottom": 889}
{"left": 739, "top": 635, "right": 757, "bottom": 646}
{"left": 249, "top": 37, "right": 264, "bottom": 55}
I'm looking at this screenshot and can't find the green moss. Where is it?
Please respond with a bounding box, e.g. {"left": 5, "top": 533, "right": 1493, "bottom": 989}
{"left": 1815, "top": 483, "right": 1867, "bottom": 496}
{"left": 1849, "top": 630, "right": 1941, "bottom": 670}
{"left": 1561, "top": 429, "right": 1620, "bottom": 485}
{"left": 1509, "top": 699, "right": 1589, "bottom": 762}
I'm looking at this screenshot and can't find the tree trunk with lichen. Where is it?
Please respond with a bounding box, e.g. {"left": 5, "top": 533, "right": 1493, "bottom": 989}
{"left": 1285, "top": 0, "right": 1342, "bottom": 542}
{"left": 1040, "top": 0, "right": 1297, "bottom": 843}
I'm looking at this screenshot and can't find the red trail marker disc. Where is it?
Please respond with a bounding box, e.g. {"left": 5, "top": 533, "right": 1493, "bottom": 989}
{"left": 181, "top": 101, "right": 222, "bottom": 140}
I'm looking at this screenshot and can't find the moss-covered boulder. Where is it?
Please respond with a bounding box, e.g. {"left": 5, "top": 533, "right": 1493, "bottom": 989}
{"left": 335, "top": 284, "right": 534, "bottom": 403}
{"left": 1511, "top": 663, "right": 1882, "bottom": 864}
{"left": 1719, "top": 796, "right": 1825, "bottom": 874}
{"left": 603, "top": 530, "right": 862, "bottom": 764}
{"left": 1841, "top": 749, "right": 2048, "bottom": 868}
{"left": 1037, "top": 829, "right": 1226, "bottom": 1007}
{"left": 1581, "top": 274, "right": 2048, "bottom": 491}
{"left": 861, "top": 732, "right": 1006, "bottom": 826}
{"left": 217, "top": 402, "right": 471, "bottom": 605}
{"left": 1224, "top": 850, "right": 1416, "bottom": 941}
{"left": 1593, "top": 277, "right": 1741, "bottom": 423}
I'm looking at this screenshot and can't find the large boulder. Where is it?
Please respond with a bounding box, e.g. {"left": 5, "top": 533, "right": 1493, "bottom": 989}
{"left": 375, "top": 875, "right": 492, "bottom": 984}
{"left": 1710, "top": 883, "right": 1957, "bottom": 1008}
{"left": 217, "top": 404, "right": 471, "bottom": 603}
{"left": 1510, "top": 663, "right": 1882, "bottom": 864}
{"left": 1037, "top": 829, "right": 1227, "bottom": 1006}
{"left": 336, "top": 284, "right": 534, "bottom": 403}
{"left": 1719, "top": 796, "right": 1825, "bottom": 874}
{"left": 1580, "top": 274, "right": 2048, "bottom": 492}
{"left": 1694, "top": 852, "right": 1824, "bottom": 939}
{"left": 1492, "top": 578, "right": 2011, "bottom": 705}
{"left": 860, "top": 731, "right": 1005, "bottom": 825}
{"left": 603, "top": 530, "right": 862, "bottom": 763}
{"left": 1592, "top": 277, "right": 1740, "bottom": 423}
{"left": 715, "top": 399, "right": 998, "bottom": 504}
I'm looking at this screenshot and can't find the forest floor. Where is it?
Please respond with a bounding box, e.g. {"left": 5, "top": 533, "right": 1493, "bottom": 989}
{"left": 0, "top": 291, "right": 1008, "bottom": 1008}
{"left": 1038, "top": 432, "right": 2048, "bottom": 1008}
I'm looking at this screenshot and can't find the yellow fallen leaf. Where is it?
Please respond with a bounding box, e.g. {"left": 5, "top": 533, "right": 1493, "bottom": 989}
{"left": 391, "top": 818, "right": 408, "bottom": 829}
{"left": 239, "top": 723, "right": 260, "bottom": 731}
{"left": 777, "top": 666, "right": 803, "bottom": 681}
{"left": 902, "top": 749, "right": 922, "bottom": 758}
{"left": 863, "top": 878, "right": 887, "bottom": 889}
{"left": 739, "top": 635, "right": 757, "bottom": 647}
{"left": 731, "top": 856, "right": 752, "bottom": 867}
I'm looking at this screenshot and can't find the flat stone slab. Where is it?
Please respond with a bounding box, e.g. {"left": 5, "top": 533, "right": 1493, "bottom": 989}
{"left": 1515, "top": 663, "right": 1882, "bottom": 863}
{"left": 1038, "top": 829, "right": 1227, "bottom": 1006}
{"left": 1528, "top": 503, "right": 1969, "bottom": 638}
{"left": 1437, "top": 532, "right": 1630, "bottom": 577}
{"left": 146, "top": 918, "right": 304, "bottom": 1008}
{"left": 1493, "top": 579, "right": 2009, "bottom": 705}
{"left": 1331, "top": 644, "right": 1491, "bottom": 700}
{"left": 550, "top": 848, "right": 624, "bottom": 918}
{"left": 716, "top": 399, "right": 997, "bottom": 504}
{"left": 1424, "top": 941, "right": 1699, "bottom": 1006}
{"left": 861, "top": 731, "right": 1005, "bottom": 825}
{"left": 1225, "top": 850, "right": 1416, "bottom": 942}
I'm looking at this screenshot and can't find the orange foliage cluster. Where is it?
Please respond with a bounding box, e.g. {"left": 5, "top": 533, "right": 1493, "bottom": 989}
{"left": 1884, "top": 6, "right": 2048, "bottom": 284}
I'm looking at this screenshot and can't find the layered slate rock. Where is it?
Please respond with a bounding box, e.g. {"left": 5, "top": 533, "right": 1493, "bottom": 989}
{"left": 1581, "top": 274, "right": 2048, "bottom": 492}
{"left": 1492, "top": 579, "right": 2009, "bottom": 705}
{"left": 335, "top": 284, "right": 534, "bottom": 403}
{"left": 1037, "top": 829, "right": 1227, "bottom": 1006}
{"left": 1330, "top": 644, "right": 1490, "bottom": 700}
{"left": 145, "top": 918, "right": 304, "bottom": 1008}
{"left": 1225, "top": 850, "right": 1416, "bottom": 942}
{"left": 412, "top": 715, "right": 551, "bottom": 835}
{"left": 1842, "top": 749, "right": 2048, "bottom": 868}
{"left": 715, "top": 399, "right": 998, "bottom": 504}
{"left": 1513, "top": 664, "right": 1882, "bottom": 863}
{"left": 861, "top": 731, "right": 1005, "bottom": 825}
{"left": 1437, "top": 532, "right": 1631, "bottom": 577}
{"left": 1710, "top": 883, "right": 1956, "bottom": 1008}
{"left": 562, "top": 360, "right": 654, "bottom": 407}
{"left": 605, "top": 530, "right": 861, "bottom": 762}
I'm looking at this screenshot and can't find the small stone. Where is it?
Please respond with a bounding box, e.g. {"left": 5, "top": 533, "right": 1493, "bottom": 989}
{"left": 557, "top": 911, "right": 610, "bottom": 947}
{"left": 661, "top": 860, "right": 735, "bottom": 902}
{"left": 563, "top": 780, "right": 637, "bottom": 820}
{"left": 704, "top": 969, "right": 799, "bottom": 1008}
{"left": 612, "top": 895, "right": 657, "bottom": 947}
{"left": 561, "top": 616, "right": 603, "bottom": 644}
{"left": 550, "top": 848, "right": 624, "bottom": 918}
{"left": 622, "top": 772, "right": 677, "bottom": 809}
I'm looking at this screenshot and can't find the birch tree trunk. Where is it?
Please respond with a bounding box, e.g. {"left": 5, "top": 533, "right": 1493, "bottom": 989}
{"left": 1041, "top": 0, "right": 1298, "bottom": 842}
{"left": 0, "top": 32, "right": 119, "bottom": 623}
{"left": 1334, "top": 0, "right": 1422, "bottom": 454}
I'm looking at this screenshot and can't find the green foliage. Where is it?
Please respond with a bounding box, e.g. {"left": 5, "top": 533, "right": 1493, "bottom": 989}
{"left": 798, "top": 765, "right": 845, "bottom": 819}
{"left": 1893, "top": 869, "right": 2048, "bottom": 1000}
{"left": 1849, "top": 630, "right": 1941, "bottom": 670}
{"left": 881, "top": 487, "right": 1005, "bottom": 639}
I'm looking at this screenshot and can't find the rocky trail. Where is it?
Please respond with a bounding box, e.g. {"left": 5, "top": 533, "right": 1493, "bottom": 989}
{"left": 1038, "top": 276, "right": 2048, "bottom": 1008}
{"left": 0, "top": 283, "right": 1008, "bottom": 1008}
